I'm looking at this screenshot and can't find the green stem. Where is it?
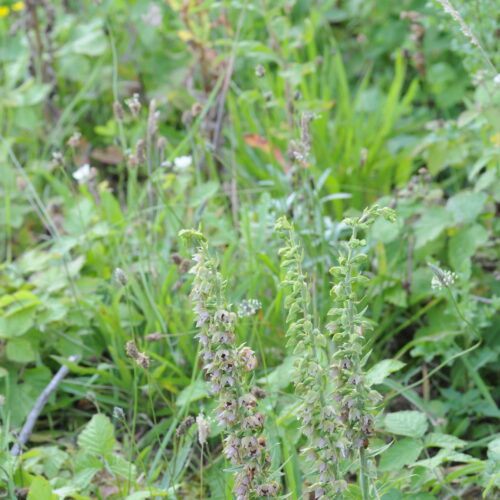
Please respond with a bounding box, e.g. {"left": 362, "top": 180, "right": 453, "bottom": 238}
{"left": 360, "top": 448, "right": 370, "bottom": 500}
{"left": 447, "top": 289, "right": 498, "bottom": 411}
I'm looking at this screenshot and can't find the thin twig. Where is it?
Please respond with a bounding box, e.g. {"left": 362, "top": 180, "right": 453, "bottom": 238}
{"left": 11, "top": 355, "right": 80, "bottom": 456}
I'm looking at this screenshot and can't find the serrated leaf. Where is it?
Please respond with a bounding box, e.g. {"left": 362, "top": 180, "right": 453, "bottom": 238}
{"left": 73, "top": 468, "right": 99, "bottom": 490}
{"left": 383, "top": 411, "right": 428, "bottom": 438}
{"left": 107, "top": 454, "right": 136, "bottom": 478}
{"left": 365, "top": 359, "right": 405, "bottom": 386}
{"left": 379, "top": 438, "right": 423, "bottom": 472}
{"left": 446, "top": 191, "right": 487, "bottom": 225}
{"left": 77, "top": 414, "right": 115, "bottom": 456}
{"left": 415, "top": 449, "right": 478, "bottom": 469}
{"left": 176, "top": 379, "right": 210, "bottom": 407}
{"left": 414, "top": 207, "right": 453, "bottom": 249}
{"left": 424, "top": 432, "right": 466, "bottom": 450}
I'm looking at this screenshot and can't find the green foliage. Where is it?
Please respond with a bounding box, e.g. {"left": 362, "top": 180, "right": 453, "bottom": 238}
{"left": 0, "top": 0, "right": 499, "bottom": 498}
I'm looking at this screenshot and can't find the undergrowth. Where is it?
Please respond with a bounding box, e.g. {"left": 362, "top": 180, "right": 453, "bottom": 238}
{"left": 0, "top": 1, "right": 499, "bottom": 499}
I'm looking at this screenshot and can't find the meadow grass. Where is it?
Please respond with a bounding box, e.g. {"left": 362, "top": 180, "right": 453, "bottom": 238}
{"left": 0, "top": 1, "right": 499, "bottom": 499}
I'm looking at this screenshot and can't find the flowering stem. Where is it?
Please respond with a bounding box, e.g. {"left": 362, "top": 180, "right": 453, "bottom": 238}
{"left": 343, "top": 224, "right": 370, "bottom": 498}
{"left": 360, "top": 447, "right": 370, "bottom": 500}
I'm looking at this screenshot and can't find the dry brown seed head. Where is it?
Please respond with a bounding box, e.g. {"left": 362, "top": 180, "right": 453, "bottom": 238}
{"left": 191, "top": 102, "right": 203, "bottom": 116}
{"left": 180, "top": 259, "right": 192, "bottom": 273}
{"left": 67, "top": 131, "right": 81, "bottom": 148}
{"left": 170, "top": 253, "right": 183, "bottom": 265}
{"left": 145, "top": 332, "right": 165, "bottom": 342}
{"left": 136, "top": 352, "right": 150, "bottom": 369}
{"left": 176, "top": 415, "right": 195, "bottom": 437}
{"left": 125, "top": 340, "right": 139, "bottom": 359}
{"left": 135, "top": 139, "right": 146, "bottom": 164}
{"left": 250, "top": 386, "right": 266, "bottom": 399}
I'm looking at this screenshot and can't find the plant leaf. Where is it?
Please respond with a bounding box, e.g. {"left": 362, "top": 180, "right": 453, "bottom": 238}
{"left": 365, "top": 359, "right": 405, "bottom": 386}
{"left": 77, "top": 414, "right": 115, "bottom": 456}
{"left": 379, "top": 437, "right": 423, "bottom": 472}
{"left": 383, "top": 411, "right": 428, "bottom": 438}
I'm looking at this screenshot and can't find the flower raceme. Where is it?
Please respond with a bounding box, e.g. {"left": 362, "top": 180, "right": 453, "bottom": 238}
{"left": 276, "top": 205, "right": 396, "bottom": 500}
{"left": 180, "top": 229, "right": 278, "bottom": 500}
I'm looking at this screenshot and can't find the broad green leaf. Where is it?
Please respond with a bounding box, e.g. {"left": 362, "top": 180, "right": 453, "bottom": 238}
{"left": 64, "top": 198, "right": 96, "bottom": 235}
{"left": 73, "top": 468, "right": 99, "bottom": 490}
{"left": 379, "top": 437, "right": 423, "bottom": 472}
{"left": 259, "top": 356, "right": 296, "bottom": 390}
{"left": 58, "top": 20, "right": 108, "bottom": 57}
{"left": 0, "top": 309, "right": 35, "bottom": 338}
{"left": 383, "top": 411, "right": 428, "bottom": 438}
{"left": 27, "top": 475, "right": 56, "bottom": 500}
{"left": 189, "top": 181, "right": 219, "bottom": 207}
{"left": 37, "top": 446, "right": 70, "bottom": 479}
{"left": 73, "top": 451, "right": 101, "bottom": 489}
{"left": 107, "top": 454, "right": 136, "bottom": 478}
{"left": 487, "top": 437, "right": 500, "bottom": 461}
{"left": 414, "top": 206, "right": 453, "bottom": 249}
{"left": 424, "top": 432, "right": 466, "bottom": 450}
{"left": 6, "top": 338, "right": 36, "bottom": 363}
{"left": 72, "top": 29, "right": 108, "bottom": 56}
{"left": 371, "top": 215, "right": 402, "bottom": 244}
{"left": 7, "top": 82, "right": 52, "bottom": 107}
{"left": 446, "top": 191, "right": 487, "bottom": 225}
{"left": 366, "top": 359, "right": 405, "bottom": 386}
{"left": 77, "top": 414, "right": 115, "bottom": 456}
{"left": 381, "top": 490, "right": 403, "bottom": 500}
{"left": 449, "top": 224, "right": 488, "bottom": 272}
{"left": 427, "top": 142, "right": 449, "bottom": 175}
{"left": 415, "top": 449, "right": 478, "bottom": 469}
{"left": 176, "top": 380, "right": 210, "bottom": 407}
{"left": 0, "top": 290, "right": 40, "bottom": 309}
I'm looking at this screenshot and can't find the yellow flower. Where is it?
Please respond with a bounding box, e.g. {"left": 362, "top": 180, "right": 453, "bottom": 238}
{"left": 12, "top": 1, "right": 24, "bottom": 11}
{"left": 0, "top": 6, "right": 10, "bottom": 18}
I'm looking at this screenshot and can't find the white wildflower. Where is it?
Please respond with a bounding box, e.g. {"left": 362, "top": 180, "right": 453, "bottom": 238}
{"left": 173, "top": 155, "right": 193, "bottom": 171}
{"left": 113, "top": 407, "right": 125, "bottom": 420}
{"left": 429, "top": 263, "right": 457, "bottom": 290}
{"left": 237, "top": 299, "right": 262, "bottom": 318}
{"left": 72, "top": 164, "right": 91, "bottom": 184}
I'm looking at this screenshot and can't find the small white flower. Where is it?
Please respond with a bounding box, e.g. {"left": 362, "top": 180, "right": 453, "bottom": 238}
{"left": 72, "top": 164, "right": 91, "bottom": 184}
{"left": 429, "top": 263, "right": 457, "bottom": 290}
{"left": 237, "top": 299, "right": 262, "bottom": 318}
{"left": 173, "top": 155, "right": 192, "bottom": 171}
{"left": 494, "top": 74, "right": 500, "bottom": 85}
{"left": 113, "top": 406, "right": 125, "bottom": 420}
